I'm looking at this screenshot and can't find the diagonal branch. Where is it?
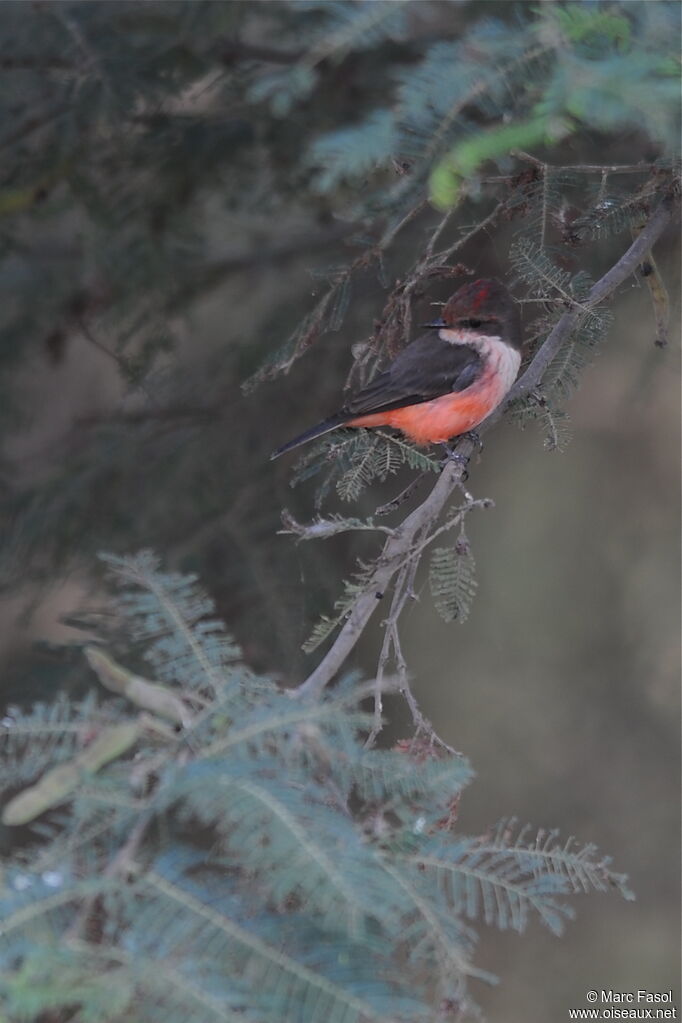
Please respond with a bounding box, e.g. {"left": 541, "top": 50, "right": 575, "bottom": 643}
{"left": 294, "top": 196, "right": 677, "bottom": 700}
{"left": 508, "top": 198, "right": 676, "bottom": 402}
{"left": 294, "top": 440, "right": 475, "bottom": 699}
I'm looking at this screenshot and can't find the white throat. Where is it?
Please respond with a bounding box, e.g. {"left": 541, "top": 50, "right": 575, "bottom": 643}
{"left": 439, "top": 327, "right": 521, "bottom": 395}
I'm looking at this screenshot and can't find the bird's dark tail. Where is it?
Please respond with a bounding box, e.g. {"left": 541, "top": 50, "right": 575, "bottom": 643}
{"left": 270, "top": 414, "right": 346, "bottom": 460}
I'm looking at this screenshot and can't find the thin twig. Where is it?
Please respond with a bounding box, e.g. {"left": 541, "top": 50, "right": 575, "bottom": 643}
{"left": 379, "top": 200, "right": 429, "bottom": 251}
{"left": 75, "top": 315, "right": 125, "bottom": 369}
{"left": 631, "top": 216, "right": 670, "bottom": 348}
{"left": 401, "top": 498, "right": 491, "bottom": 566}
{"left": 365, "top": 567, "right": 406, "bottom": 747}
{"left": 539, "top": 161, "right": 550, "bottom": 249}
{"left": 0, "top": 100, "right": 68, "bottom": 152}
{"left": 425, "top": 208, "right": 456, "bottom": 260}
{"left": 508, "top": 153, "right": 656, "bottom": 176}
{"left": 365, "top": 538, "right": 423, "bottom": 749}
{"left": 375, "top": 473, "right": 428, "bottom": 516}
{"left": 429, "top": 196, "right": 509, "bottom": 266}
{"left": 278, "top": 510, "right": 395, "bottom": 540}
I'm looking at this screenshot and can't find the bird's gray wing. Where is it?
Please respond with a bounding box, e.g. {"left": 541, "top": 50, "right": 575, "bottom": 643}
{"left": 342, "top": 333, "right": 482, "bottom": 418}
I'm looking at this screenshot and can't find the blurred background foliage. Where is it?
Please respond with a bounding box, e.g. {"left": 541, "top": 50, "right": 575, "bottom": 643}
{"left": 0, "top": 1, "right": 679, "bottom": 1020}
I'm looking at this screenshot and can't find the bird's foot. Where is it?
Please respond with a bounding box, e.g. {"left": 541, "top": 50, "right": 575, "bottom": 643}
{"left": 440, "top": 442, "right": 470, "bottom": 464}
{"left": 439, "top": 432, "right": 482, "bottom": 476}
{"left": 463, "top": 429, "right": 483, "bottom": 452}
{"left": 439, "top": 443, "right": 470, "bottom": 478}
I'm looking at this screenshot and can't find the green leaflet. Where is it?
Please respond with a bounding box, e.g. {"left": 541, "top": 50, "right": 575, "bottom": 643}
{"left": 429, "top": 544, "right": 478, "bottom": 624}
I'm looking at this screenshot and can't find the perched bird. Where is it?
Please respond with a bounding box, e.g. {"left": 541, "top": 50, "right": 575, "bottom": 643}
{"left": 271, "top": 278, "right": 522, "bottom": 459}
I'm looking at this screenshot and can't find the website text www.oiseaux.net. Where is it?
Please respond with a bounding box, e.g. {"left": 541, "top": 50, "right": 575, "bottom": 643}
{"left": 568, "top": 991, "right": 677, "bottom": 1020}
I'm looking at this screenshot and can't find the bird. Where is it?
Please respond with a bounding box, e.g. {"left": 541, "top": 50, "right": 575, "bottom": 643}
{"left": 270, "top": 277, "right": 522, "bottom": 459}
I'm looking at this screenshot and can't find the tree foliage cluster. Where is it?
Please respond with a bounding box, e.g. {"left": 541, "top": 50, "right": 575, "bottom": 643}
{"left": 0, "top": 554, "right": 634, "bottom": 1022}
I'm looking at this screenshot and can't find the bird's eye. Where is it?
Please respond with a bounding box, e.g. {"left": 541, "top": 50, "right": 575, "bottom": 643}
{"left": 462, "top": 317, "right": 482, "bottom": 328}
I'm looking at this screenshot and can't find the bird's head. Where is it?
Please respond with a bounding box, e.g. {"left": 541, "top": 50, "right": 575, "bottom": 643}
{"left": 423, "top": 278, "right": 522, "bottom": 350}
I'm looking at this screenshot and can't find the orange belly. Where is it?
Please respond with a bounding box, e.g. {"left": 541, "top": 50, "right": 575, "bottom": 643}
{"left": 347, "top": 390, "right": 498, "bottom": 445}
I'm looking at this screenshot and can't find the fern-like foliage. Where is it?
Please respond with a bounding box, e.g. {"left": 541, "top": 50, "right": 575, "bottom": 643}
{"left": 396, "top": 22, "right": 531, "bottom": 165}
{"left": 297, "top": 0, "right": 412, "bottom": 63}
{"left": 510, "top": 237, "right": 583, "bottom": 305}
{"left": 100, "top": 551, "right": 245, "bottom": 699}
{"left": 515, "top": 165, "right": 577, "bottom": 249}
{"left": 429, "top": 540, "right": 478, "bottom": 624}
{"left": 509, "top": 394, "right": 572, "bottom": 452}
{"left": 242, "top": 270, "right": 354, "bottom": 393}
{"left": 399, "top": 818, "right": 633, "bottom": 938}
{"left": 302, "top": 562, "right": 375, "bottom": 654}
{"left": 0, "top": 555, "right": 633, "bottom": 1022}
{"left": 0, "top": 692, "right": 100, "bottom": 789}
{"left": 509, "top": 238, "right": 614, "bottom": 444}
{"left": 310, "top": 110, "right": 397, "bottom": 193}
{"left": 543, "top": 304, "right": 614, "bottom": 403}
{"left": 291, "top": 429, "right": 438, "bottom": 509}
{"left": 574, "top": 182, "right": 654, "bottom": 240}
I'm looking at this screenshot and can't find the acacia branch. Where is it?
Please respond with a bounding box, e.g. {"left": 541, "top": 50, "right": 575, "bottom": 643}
{"left": 294, "top": 438, "right": 475, "bottom": 699}
{"left": 294, "top": 196, "right": 676, "bottom": 701}
{"left": 508, "top": 197, "right": 675, "bottom": 402}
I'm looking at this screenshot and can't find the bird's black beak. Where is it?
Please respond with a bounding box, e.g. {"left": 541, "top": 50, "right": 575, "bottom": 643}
{"left": 421, "top": 317, "right": 446, "bottom": 328}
